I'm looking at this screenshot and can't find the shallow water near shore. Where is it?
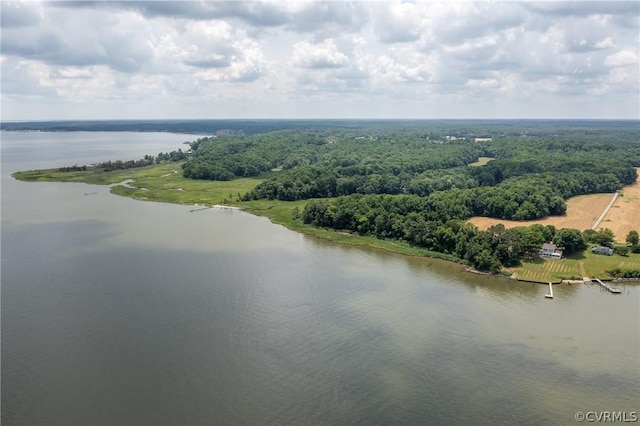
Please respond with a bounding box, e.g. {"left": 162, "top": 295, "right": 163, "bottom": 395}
{"left": 2, "top": 131, "right": 638, "bottom": 425}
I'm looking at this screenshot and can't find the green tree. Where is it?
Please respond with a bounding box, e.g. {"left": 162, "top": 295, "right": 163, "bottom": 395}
{"left": 473, "top": 249, "right": 502, "bottom": 273}
{"left": 626, "top": 230, "right": 639, "bottom": 246}
{"left": 552, "top": 228, "right": 587, "bottom": 254}
{"left": 613, "top": 245, "right": 630, "bottom": 256}
{"left": 592, "top": 228, "right": 615, "bottom": 248}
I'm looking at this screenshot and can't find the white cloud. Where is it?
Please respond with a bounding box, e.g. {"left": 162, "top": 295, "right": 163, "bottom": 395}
{"left": 292, "top": 39, "right": 349, "bottom": 69}
{"left": 1, "top": 1, "right": 638, "bottom": 120}
{"left": 372, "top": 2, "right": 423, "bottom": 43}
{"left": 605, "top": 49, "right": 639, "bottom": 67}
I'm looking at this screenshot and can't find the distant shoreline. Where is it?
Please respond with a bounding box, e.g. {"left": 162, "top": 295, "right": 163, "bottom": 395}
{"left": 3, "top": 118, "right": 639, "bottom": 136}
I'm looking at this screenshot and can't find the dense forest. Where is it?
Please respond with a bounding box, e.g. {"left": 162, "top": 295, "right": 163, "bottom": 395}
{"left": 181, "top": 126, "right": 639, "bottom": 222}
{"left": 176, "top": 122, "right": 640, "bottom": 272}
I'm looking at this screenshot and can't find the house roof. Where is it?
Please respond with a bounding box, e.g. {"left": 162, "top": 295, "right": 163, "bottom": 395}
{"left": 542, "top": 243, "right": 556, "bottom": 250}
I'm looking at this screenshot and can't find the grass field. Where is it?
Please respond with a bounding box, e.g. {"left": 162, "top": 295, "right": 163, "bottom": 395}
{"left": 468, "top": 156, "right": 495, "bottom": 167}
{"left": 13, "top": 163, "right": 262, "bottom": 206}
{"left": 598, "top": 168, "right": 640, "bottom": 241}
{"left": 507, "top": 247, "right": 640, "bottom": 282}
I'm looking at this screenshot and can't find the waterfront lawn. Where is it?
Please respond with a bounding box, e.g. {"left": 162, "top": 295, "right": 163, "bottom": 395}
{"left": 507, "top": 247, "right": 640, "bottom": 282}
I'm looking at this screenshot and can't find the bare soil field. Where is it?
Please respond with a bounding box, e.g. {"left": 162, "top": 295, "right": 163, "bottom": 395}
{"left": 598, "top": 168, "right": 640, "bottom": 241}
{"left": 468, "top": 193, "right": 616, "bottom": 233}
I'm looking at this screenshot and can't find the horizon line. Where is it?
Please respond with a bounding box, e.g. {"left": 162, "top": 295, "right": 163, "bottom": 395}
{"left": 2, "top": 117, "right": 639, "bottom": 123}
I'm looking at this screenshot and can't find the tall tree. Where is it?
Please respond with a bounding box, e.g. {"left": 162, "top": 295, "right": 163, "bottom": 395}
{"left": 552, "top": 229, "right": 587, "bottom": 254}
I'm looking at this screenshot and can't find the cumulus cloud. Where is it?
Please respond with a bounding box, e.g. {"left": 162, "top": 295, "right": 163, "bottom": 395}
{"left": 194, "top": 39, "right": 266, "bottom": 82}
{"left": 1, "top": 1, "right": 638, "bottom": 120}
{"left": 1, "top": 6, "right": 157, "bottom": 72}
{"left": 605, "top": 49, "right": 639, "bottom": 67}
{"left": 292, "top": 39, "right": 349, "bottom": 69}
{"left": 1, "top": 57, "right": 56, "bottom": 96}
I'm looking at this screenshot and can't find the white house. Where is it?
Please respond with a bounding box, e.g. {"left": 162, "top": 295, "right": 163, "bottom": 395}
{"left": 539, "top": 243, "right": 563, "bottom": 259}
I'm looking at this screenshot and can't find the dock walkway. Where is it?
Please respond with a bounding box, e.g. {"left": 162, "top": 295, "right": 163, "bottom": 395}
{"left": 545, "top": 282, "right": 554, "bottom": 299}
{"left": 594, "top": 278, "right": 621, "bottom": 294}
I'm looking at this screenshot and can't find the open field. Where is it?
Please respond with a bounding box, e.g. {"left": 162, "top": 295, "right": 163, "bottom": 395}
{"left": 598, "top": 168, "right": 640, "bottom": 241}
{"left": 506, "top": 247, "right": 640, "bottom": 282}
{"left": 468, "top": 156, "right": 495, "bottom": 167}
{"left": 468, "top": 192, "right": 616, "bottom": 233}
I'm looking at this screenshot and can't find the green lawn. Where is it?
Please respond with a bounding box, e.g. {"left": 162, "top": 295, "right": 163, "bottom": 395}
{"left": 507, "top": 246, "right": 640, "bottom": 282}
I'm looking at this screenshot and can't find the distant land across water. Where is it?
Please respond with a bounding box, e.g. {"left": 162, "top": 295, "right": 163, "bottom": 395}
{"left": 1, "top": 119, "right": 638, "bottom": 136}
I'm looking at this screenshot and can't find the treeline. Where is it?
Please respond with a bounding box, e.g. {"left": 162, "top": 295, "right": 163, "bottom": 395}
{"left": 247, "top": 169, "right": 631, "bottom": 221}
{"left": 301, "top": 194, "right": 562, "bottom": 272}
{"left": 70, "top": 150, "right": 188, "bottom": 173}
{"left": 58, "top": 165, "right": 87, "bottom": 172}
{"left": 5, "top": 119, "right": 639, "bottom": 138}
{"left": 608, "top": 268, "right": 640, "bottom": 278}
{"left": 301, "top": 195, "right": 635, "bottom": 272}
{"left": 58, "top": 149, "right": 188, "bottom": 173}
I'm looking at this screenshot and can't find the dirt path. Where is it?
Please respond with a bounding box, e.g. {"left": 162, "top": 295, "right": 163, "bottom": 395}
{"left": 599, "top": 168, "right": 640, "bottom": 241}
{"left": 591, "top": 191, "right": 619, "bottom": 230}
{"left": 579, "top": 261, "right": 587, "bottom": 278}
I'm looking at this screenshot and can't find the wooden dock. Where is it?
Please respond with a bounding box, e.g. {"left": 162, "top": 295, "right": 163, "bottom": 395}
{"left": 545, "top": 282, "right": 554, "bottom": 299}
{"left": 594, "top": 278, "right": 621, "bottom": 294}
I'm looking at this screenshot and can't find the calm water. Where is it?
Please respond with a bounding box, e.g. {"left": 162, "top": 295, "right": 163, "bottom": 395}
{"left": 2, "top": 131, "right": 638, "bottom": 425}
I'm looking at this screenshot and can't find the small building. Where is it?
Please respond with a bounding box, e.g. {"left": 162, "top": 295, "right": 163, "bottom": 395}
{"left": 591, "top": 246, "right": 614, "bottom": 256}
{"left": 539, "top": 243, "right": 563, "bottom": 259}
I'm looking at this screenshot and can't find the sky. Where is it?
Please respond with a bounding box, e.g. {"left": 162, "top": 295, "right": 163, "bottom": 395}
{"left": 1, "top": 1, "right": 639, "bottom": 120}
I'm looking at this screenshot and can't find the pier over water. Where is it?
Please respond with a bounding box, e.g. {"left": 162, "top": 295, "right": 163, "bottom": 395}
{"left": 594, "top": 278, "right": 621, "bottom": 294}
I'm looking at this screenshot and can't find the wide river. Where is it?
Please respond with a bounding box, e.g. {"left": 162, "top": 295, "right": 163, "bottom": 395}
{"left": 2, "top": 131, "right": 638, "bottom": 425}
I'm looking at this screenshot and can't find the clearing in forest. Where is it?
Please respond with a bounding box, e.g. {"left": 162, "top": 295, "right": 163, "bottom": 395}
{"left": 468, "top": 157, "right": 495, "bottom": 167}
{"left": 468, "top": 192, "right": 615, "bottom": 233}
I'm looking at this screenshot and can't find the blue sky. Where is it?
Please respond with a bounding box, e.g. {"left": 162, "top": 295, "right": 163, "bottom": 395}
{"left": 1, "top": 1, "right": 639, "bottom": 120}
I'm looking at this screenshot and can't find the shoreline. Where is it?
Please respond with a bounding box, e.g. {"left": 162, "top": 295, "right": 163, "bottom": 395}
{"left": 12, "top": 164, "right": 639, "bottom": 284}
